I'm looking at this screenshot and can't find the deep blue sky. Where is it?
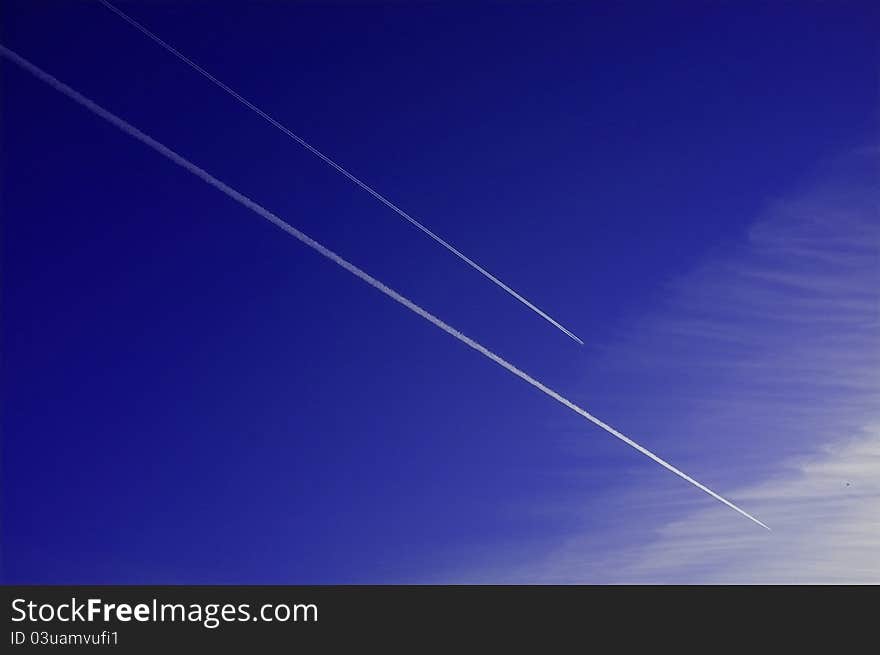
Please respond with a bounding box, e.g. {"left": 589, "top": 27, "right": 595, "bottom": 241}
{"left": 2, "top": 1, "right": 877, "bottom": 583}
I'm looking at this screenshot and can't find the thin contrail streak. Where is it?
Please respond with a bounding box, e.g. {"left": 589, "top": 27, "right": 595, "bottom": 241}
{"left": 97, "top": 0, "right": 584, "bottom": 345}
{"left": 0, "top": 44, "right": 769, "bottom": 530}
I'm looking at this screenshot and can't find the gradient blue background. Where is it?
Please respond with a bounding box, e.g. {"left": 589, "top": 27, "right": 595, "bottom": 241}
{"left": 2, "top": 1, "right": 877, "bottom": 582}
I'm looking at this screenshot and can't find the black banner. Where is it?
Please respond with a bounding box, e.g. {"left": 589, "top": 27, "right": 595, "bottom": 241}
{"left": 0, "top": 585, "right": 865, "bottom": 651}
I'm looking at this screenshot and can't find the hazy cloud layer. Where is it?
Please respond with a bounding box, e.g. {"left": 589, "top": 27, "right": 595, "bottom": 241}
{"left": 538, "top": 425, "right": 880, "bottom": 583}
{"left": 515, "top": 149, "right": 879, "bottom": 583}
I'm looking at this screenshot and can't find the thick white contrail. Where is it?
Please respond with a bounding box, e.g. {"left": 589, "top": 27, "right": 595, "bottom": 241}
{"left": 97, "top": 0, "right": 584, "bottom": 345}
{"left": 0, "top": 44, "right": 769, "bottom": 530}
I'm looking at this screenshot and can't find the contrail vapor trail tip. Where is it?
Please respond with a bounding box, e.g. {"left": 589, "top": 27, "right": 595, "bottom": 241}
{"left": 97, "top": 0, "right": 584, "bottom": 345}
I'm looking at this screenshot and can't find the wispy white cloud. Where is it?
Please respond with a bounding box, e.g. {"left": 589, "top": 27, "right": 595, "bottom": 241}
{"left": 495, "top": 149, "right": 879, "bottom": 583}
{"left": 540, "top": 425, "right": 880, "bottom": 584}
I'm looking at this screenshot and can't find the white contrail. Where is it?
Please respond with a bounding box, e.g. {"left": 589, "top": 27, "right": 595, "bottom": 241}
{"left": 97, "top": 0, "right": 584, "bottom": 345}
{"left": 0, "top": 44, "right": 769, "bottom": 530}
